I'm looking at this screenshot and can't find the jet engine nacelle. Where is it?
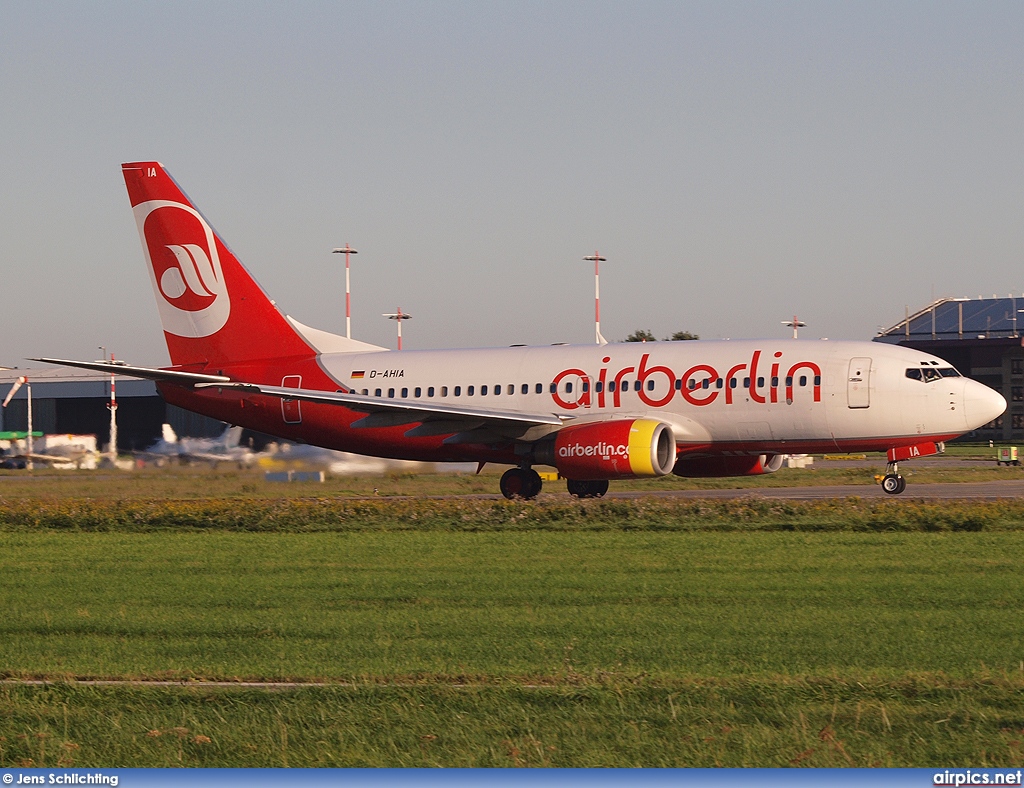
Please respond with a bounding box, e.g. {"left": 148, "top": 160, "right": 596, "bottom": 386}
{"left": 536, "top": 419, "right": 676, "bottom": 480}
{"left": 672, "top": 453, "right": 785, "bottom": 478}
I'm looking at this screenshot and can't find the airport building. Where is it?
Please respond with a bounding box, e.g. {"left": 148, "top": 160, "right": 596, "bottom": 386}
{"left": 0, "top": 367, "right": 227, "bottom": 452}
{"left": 874, "top": 296, "right": 1024, "bottom": 441}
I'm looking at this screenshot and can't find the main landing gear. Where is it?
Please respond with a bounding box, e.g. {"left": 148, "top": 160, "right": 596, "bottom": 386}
{"left": 566, "top": 479, "right": 609, "bottom": 499}
{"left": 881, "top": 461, "right": 906, "bottom": 495}
{"left": 498, "top": 468, "right": 611, "bottom": 500}
{"left": 499, "top": 467, "right": 543, "bottom": 500}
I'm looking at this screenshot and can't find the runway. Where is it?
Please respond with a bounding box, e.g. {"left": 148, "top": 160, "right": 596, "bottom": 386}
{"left": 606, "top": 479, "right": 1024, "bottom": 501}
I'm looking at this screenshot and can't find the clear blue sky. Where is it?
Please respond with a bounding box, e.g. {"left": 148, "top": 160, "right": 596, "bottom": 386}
{"left": 3, "top": 2, "right": 1023, "bottom": 364}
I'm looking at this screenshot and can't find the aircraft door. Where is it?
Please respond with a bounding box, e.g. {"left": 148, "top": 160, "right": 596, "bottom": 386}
{"left": 847, "top": 358, "right": 871, "bottom": 409}
{"left": 281, "top": 375, "right": 302, "bottom": 423}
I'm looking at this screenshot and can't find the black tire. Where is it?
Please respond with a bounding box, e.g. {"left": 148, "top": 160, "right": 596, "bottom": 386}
{"left": 881, "top": 473, "right": 903, "bottom": 495}
{"left": 500, "top": 468, "right": 543, "bottom": 500}
{"left": 521, "top": 468, "right": 543, "bottom": 499}
{"left": 566, "top": 479, "right": 609, "bottom": 498}
{"left": 500, "top": 468, "right": 526, "bottom": 500}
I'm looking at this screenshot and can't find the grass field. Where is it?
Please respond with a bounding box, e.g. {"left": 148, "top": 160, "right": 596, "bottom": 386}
{"left": 1, "top": 467, "right": 1023, "bottom": 766}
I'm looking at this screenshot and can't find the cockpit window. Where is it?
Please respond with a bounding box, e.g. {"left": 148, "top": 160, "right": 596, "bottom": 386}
{"left": 907, "top": 366, "right": 962, "bottom": 382}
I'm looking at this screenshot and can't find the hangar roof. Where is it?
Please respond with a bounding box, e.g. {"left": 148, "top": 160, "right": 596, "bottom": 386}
{"left": 875, "top": 296, "right": 1024, "bottom": 344}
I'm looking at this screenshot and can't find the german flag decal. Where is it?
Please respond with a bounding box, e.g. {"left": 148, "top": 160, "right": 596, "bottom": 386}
{"left": 351, "top": 371, "right": 365, "bottom": 379}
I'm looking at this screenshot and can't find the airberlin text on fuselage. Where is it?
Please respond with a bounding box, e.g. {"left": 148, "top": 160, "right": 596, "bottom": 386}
{"left": 551, "top": 350, "right": 822, "bottom": 411}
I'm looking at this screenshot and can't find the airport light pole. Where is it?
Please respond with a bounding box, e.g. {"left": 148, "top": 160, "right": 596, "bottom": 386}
{"left": 332, "top": 245, "right": 358, "bottom": 339}
{"left": 383, "top": 308, "right": 412, "bottom": 350}
{"left": 99, "top": 346, "right": 118, "bottom": 462}
{"left": 781, "top": 316, "right": 806, "bottom": 339}
{"left": 582, "top": 252, "right": 607, "bottom": 345}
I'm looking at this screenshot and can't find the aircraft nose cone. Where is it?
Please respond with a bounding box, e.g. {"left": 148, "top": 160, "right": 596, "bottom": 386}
{"left": 963, "top": 379, "right": 1006, "bottom": 429}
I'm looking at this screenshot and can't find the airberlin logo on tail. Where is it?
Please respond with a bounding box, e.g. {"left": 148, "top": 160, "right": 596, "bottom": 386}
{"left": 133, "top": 200, "right": 230, "bottom": 338}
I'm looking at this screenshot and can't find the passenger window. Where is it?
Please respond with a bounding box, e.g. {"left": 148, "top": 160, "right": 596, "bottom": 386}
{"left": 595, "top": 381, "right": 604, "bottom": 393}
{"left": 743, "top": 377, "right": 751, "bottom": 388}
{"left": 494, "top": 384, "right": 500, "bottom": 395}
{"left": 771, "top": 377, "right": 778, "bottom": 387}
{"left": 521, "top": 384, "right": 528, "bottom": 395}
{"left": 565, "top": 382, "right": 573, "bottom": 393}
{"left": 427, "top": 387, "right": 434, "bottom": 397}
{"left": 388, "top": 388, "right": 395, "bottom": 398}
{"left": 361, "top": 389, "right": 368, "bottom": 395}
{"left": 441, "top": 386, "right": 448, "bottom": 397}
{"left": 375, "top": 388, "right": 382, "bottom": 397}
{"left": 535, "top": 383, "right": 543, "bottom": 394}
{"left": 508, "top": 385, "right": 514, "bottom": 395}
{"left": 799, "top": 376, "right": 807, "bottom": 387}
{"left": 647, "top": 380, "right": 655, "bottom": 391}
{"left": 814, "top": 376, "right": 821, "bottom": 386}
{"left": 785, "top": 376, "right": 792, "bottom": 387}
{"left": 674, "top": 379, "right": 681, "bottom": 390}
{"left": 701, "top": 379, "right": 709, "bottom": 389}
{"left": 688, "top": 379, "right": 697, "bottom": 390}
{"left": 582, "top": 381, "right": 589, "bottom": 393}
{"left": 729, "top": 378, "right": 737, "bottom": 389}
{"left": 468, "top": 385, "right": 475, "bottom": 395}
{"left": 716, "top": 378, "right": 723, "bottom": 389}
{"left": 757, "top": 377, "right": 764, "bottom": 388}
{"left": 634, "top": 380, "right": 641, "bottom": 391}
{"left": 454, "top": 386, "right": 461, "bottom": 396}
{"left": 401, "top": 388, "right": 408, "bottom": 397}
{"left": 549, "top": 383, "right": 557, "bottom": 393}
{"left": 481, "top": 385, "right": 488, "bottom": 395}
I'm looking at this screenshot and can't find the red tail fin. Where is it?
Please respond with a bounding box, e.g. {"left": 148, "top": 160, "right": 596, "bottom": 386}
{"left": 122, "top": 162, "right": 315, "bottom": 369}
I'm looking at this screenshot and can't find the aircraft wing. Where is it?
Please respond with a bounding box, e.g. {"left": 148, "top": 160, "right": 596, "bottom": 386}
{"left": 195, "top": 381, "right": 573, "bottom": 434}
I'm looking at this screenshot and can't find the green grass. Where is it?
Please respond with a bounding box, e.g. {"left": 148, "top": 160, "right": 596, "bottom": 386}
{"left": 3, "top": 679, "right": 1024, "bottom": 767}
{"left": 2, "top": 531, "right": 1022, "bottom": 681}
{"left": 3, "top": 473, "right": 1023, "bottom": 766}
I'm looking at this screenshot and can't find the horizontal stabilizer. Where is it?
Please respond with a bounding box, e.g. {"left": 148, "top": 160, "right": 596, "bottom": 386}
{"left": 30, "top": 358, "right": 231, "bottom": 386}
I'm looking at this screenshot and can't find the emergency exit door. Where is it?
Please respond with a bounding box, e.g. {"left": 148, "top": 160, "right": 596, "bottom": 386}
{"left": 847, "top": 358, "right": 871, "bottom": 409}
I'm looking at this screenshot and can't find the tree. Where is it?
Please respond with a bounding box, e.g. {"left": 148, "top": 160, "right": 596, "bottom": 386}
{"left": 624, "top": 329, "right": 657, "bottom": 343}
{"left": 666, "top": 331, "right": 699, "bottom": 341}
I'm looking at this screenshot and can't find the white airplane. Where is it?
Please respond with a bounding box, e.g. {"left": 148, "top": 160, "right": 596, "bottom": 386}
{"left": 36, "top": 162, "right": 1006, "bottom": 498}
{"left": 140, "top": 423, "right": 254, "bottom": 465}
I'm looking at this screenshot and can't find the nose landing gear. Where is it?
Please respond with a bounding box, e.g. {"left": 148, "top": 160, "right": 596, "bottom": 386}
{"left": 881, "top": 462, "right": 906, "bottom": 495}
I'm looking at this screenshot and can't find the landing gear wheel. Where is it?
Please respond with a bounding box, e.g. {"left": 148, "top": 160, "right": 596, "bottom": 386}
{"left": 566, "top": 479, "right": 609, "bottom": 499}
{"left": 521, "top": 468, "right": 543, "bottom": 499}
{"left": 881, "top": 473, "right": 905, "bottom": 495}
{"left": 500, "top": 467, "right": 543, "bottom": 500}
